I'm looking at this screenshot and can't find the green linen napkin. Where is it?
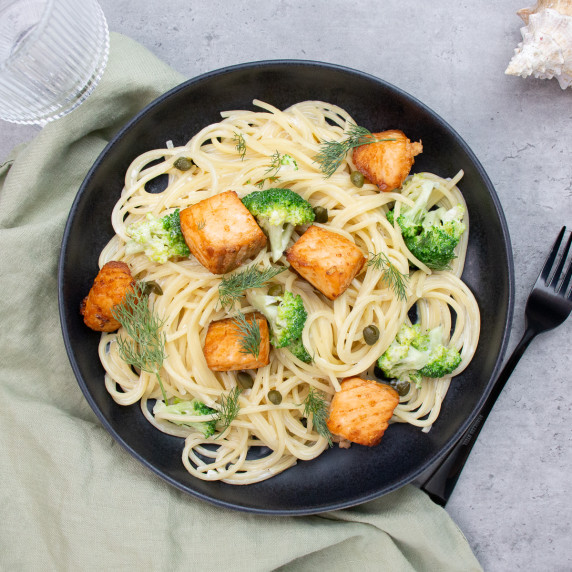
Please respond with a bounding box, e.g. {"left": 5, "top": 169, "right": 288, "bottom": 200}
{"left": 0, "top": 33, "right": 482, "bottom": 572}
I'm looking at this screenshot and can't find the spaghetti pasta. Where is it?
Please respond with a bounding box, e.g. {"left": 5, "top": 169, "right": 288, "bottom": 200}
{"left": 95, "top": 100, "right": 480, "bottom": 484}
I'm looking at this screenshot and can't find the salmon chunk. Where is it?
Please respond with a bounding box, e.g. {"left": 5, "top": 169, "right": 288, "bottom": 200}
{"left": 286, "top": 225, "right": 365, "bottom": 300}
{"left": 179, "top": 190, "right": 267, "bottom": 275}
{"left": 352, "top": 130, "right": 423, "bottom": 191}
{"left": 80, "top": 261, "right": 135, "bottom": 332}
{"left": 203, "top": 313, "right": 270, "bottom": 371}
{"left": 326, "top": 377, "right": 399, "bottom": 447}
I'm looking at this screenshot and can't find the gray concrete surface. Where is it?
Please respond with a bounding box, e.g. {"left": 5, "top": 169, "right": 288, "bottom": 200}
{"left": 1, "top": 1, "right": 571, "bottom": 570}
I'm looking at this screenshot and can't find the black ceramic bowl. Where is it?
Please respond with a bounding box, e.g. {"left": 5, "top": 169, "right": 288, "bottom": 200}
{"left": 58, "top": 60, "right": 514, "bottom": 514}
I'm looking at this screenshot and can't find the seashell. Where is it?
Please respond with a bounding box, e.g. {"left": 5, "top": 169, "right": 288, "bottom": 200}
{"left": 505, "top": 2, "right": 572, "bottom": 89}
{"left": 517, "top": 0, "right": 572, "bottom": 24}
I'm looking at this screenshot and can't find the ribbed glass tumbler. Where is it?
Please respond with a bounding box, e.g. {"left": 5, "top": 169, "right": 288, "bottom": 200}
{"left": 0, "top": 0, "right": 109, "bottom": 125}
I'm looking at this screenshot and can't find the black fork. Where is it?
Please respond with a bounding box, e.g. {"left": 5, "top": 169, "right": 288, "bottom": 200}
{"left": 419, "top": 226, "right": 572, "bottom": 506}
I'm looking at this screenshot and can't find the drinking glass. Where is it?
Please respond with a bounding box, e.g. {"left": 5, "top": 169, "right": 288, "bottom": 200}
{"left": 0, "top": 0, "right": 109, "bottom": 125}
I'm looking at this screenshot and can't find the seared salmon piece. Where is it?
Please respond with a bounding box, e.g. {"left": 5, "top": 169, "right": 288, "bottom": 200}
{"left": 179, "top": 190, "right": 267, "bottom": 275}
{"left": 203, "top": 312, "right": 270, "bottom": 371}
{"left": 286, "top": 225, "right": 365, "bottom": 300}
{"left": 326, "top": 377, "right": 399, "bottom": 447}
{"left": 80, "top": 261, "right": 135, "bottom": 332}
{"left": 352, "top": 130, "right": 422, "bottom": 192}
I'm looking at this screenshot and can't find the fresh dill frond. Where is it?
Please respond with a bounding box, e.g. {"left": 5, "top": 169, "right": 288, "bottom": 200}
{"left": 367, "top": 252, "right": 409, "bottom": 301}
{"left": 232, "top": 311, "right": 262, "bottom": 358}
{"left": 218, "top": 265, "right": 286, "bottom": 309}
{"left": 215, "top": 386, "right": 242, "bottom": 437}
{"left": 265, "top": 150, "right": 284, "bottom": 178}
{"left": 250, "top": 152, "right": 291, "bottom": 189}
{"left": 111, "top": 283, "right": 169, "bottom": 403}
{"left": 314, "top": 124, "right": 396, "bottom": 178}
{"left": 233, "top": 132, "right": 246, "bottom": 160}
{"left": 302, "top": 388, "right": 333, "bottom": 446}
{"left": 196, "top": 219, "right": 206, "bottom": 230}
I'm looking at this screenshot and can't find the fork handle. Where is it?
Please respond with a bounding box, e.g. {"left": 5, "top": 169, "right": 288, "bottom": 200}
{"left": 419, "top": 326, "right": 537, "bottom": 506}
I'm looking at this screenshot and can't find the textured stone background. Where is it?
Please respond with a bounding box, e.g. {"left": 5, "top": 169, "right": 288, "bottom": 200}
{"left": 1, "top": 1, "right": 571, "bottom": 570}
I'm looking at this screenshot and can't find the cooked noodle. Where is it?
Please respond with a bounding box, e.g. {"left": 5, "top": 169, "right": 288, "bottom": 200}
{"left": 96, "top": 100, "right": 480, "bottom": 484}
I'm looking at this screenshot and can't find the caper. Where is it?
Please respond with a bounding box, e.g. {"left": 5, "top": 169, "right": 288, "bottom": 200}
{"left": 141, "top": 280, "right": 163, "bottom": 296}
{"left": 313, "top": 206, "right": 328, "bottom": 223}
{"left": 268, "top": 284, "right": 282, "bottom": 296}
{"left": 237, "top": 372, "right": 254, "bottom": 389}
{"left": 267, "top": 390, "right": 282, "bottom": 405}
{"left": 350, "top": 171, "right": 365, "bottom": 188}
{"left": 173, "top": 157, "right": 194, "bottom": 171}
{"left": 391, "top": 380, "right": 410, "bottom": 397}
{"left": 363, "top": 325, "right": 380, "bottom": 345}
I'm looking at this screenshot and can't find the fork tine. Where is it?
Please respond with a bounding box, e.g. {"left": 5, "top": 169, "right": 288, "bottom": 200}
{"left": 559, "top": 239, "right": 572, "bottom": 298}
{"left": 540, "top": 226, "right": 566, "bottom": 283}
{"left": 549, "top": 229, "right": 572, "bottom": 288}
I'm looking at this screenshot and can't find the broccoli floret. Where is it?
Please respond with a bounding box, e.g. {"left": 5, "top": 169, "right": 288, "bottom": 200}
{"left": 387, "top": 179, "right": 466, "bottom": 270}
{"left": 377, "top": 340, "right": 429, "bottom": 381}
{"left": 246, "top": 289, "right": 307, "bottom": 348}
{"left": 242, "top": 188, "right": 315, "bottom": 261}
{"left": 154, "top": 399, "right": 217, "bottom": 438}
{"left": 126, "top": 209, "right": 190, "bottom": 263}
{"left": 279, "top": 154, "right": 298, "bottom": 170}
{"left": 377, "top": 324, "right": 461, "bottom": 385}
{"left": 412, "top": 328, "right": 462, "bottom": 377}
{"left": 286, "top": 337, "right": 312, "bottom": 363}
{"left": 395, "top": 323, "right": 421, "bottom": 345}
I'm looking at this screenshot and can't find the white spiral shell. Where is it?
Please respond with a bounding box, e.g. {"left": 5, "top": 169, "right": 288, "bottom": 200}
{"left": 505, "top": 3, "right": 572, "bottom": 89}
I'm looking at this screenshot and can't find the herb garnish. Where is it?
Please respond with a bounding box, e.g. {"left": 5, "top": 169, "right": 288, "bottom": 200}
{"left": 232, "top": 311, "right": 262, "bottom": 358}
{"left": 254, "top": 176, "right": 279, "bottom": 189}
{"left": 265, "top": 151, "right": 286, "bottom": 178}
{"left": 233, "top": 132, "right": 246, "bottom": 160}
{"left": 252, "top": 151, "right": 298, "bottom": 188}
{"left": 215, "top": 386, "right": 242, "bottom": 437}
{"left": 367, "top": 252, "right": 409, "bottom": 301}
{"left": 218, "top": 265, "right": 286, "bottom": 309}
{"left": 314, "top": 124, "right": 396, "bottom": 178}
{"left": 111, "top": 283, "right": 169, "bottom": 403}
{"left": 196, "top": 219, "right": 206, "bottom": 230}
{"left": 302, "top": 388, "right": 333, "bottom": 446}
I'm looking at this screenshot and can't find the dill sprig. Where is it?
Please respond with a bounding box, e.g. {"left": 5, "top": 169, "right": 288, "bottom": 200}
{"left": 314, "top": 124, "right": 396, "bottom": 178}
{"left": 247, "top": 150, "right": 299, "bottom": 188}
{"left": 111, "top": 283, "right": 169, "bottom": 403}
{"left": 215, "top": 386, "right": 242, "bottom": 437}
{"left": 232, "top": 311, "right": 262, "bottom": 358}
{"left": 233, "top": 132, "right": 246, "bottom": 160}
{"left": 265, "top": 150, "right": 284, "bottom": 178}
{"left": 302, "top": 388, "right": 333, "bottom": 446}
{"left": 367, "top": 252, "right": 409, "bottom": 301}
{"left": 254, "top": 176, "right": 280, "bottom": 189}
{"left": 218, "top": 265, "right": 286, "bottom": 309}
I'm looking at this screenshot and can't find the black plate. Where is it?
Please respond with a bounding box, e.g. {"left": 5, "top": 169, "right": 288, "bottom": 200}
{"left": 58, "top": 60, "right": 514, "bottom": 514}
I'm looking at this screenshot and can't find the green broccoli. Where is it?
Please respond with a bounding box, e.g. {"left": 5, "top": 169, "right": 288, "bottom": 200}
{"left": 241, "top": 188, "right": 315, "bottom": 261}
{"left": 246, "top": 288, "right": 307, "bottom": 348}
{"left": 154, "top": 399, "right": 217, "bottom": 438}
{"left": 412, "top": 327, "right": 463, "bottom": 378}
{"left": 286, "top": 336, "right": 312, "bottom": 363}
{"left": 377, "top": 323, "right": 461, "bottom": 386}
{"left": 386, "top": 177, "right": 466, "bottom": 270}
{"left": 126, "top": 209, "right": 190, "bottom": 263}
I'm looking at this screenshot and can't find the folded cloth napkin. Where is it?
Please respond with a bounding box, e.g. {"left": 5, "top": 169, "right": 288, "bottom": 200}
{"left": 0, "top": 33, "right": 482, "bottom": 572}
